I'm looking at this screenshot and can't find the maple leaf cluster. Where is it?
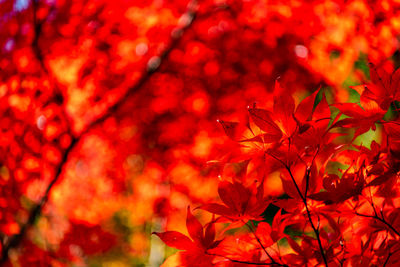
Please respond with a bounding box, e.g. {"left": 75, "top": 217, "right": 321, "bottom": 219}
{"left": 156, "top": 69, "right": 400, "bottom": 266}
{"left": 0, "top": 0, "right": 400, "bottom": 266}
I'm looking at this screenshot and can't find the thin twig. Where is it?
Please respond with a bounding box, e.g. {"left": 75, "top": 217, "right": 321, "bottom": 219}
{"left": 266, "top": 141, "right": 328, "bottom": 266}
{"left": 285, "top": 166, "right": 328, "bottom": 267}
{"left": 355, "top": 212, "right": 400, "bottom": 237}
{"left": 244, "top": 220, "right": 285, "bottom": 266}
{"left": 383, "top": 251, "right": 392, "bottom": 267}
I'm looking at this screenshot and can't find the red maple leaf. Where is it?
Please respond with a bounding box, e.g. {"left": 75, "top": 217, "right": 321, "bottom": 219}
{"left": 200, "top": 180, "right": 270, "bottom": 225}
{"left": 361, "top": 63, "right": 400, "bottom": 110}
{"left": 153, "top": 207, "right": 221, "bottom": 267}
{"left": 308, "top": 171, "right": 365, "bottom": 204}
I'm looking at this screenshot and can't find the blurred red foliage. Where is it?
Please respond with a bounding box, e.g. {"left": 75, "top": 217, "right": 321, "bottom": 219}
{"left": 0, "top": 0, "right": 399, "bottom": 266}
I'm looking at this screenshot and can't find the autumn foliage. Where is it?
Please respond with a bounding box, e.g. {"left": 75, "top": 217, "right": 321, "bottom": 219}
{"left": 1, "top": 0, "right": 400, "bottom": 266}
